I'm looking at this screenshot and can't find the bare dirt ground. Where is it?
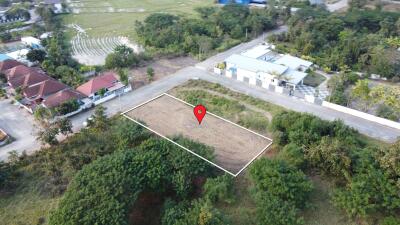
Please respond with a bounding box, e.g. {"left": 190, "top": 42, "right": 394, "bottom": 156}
{"left": 124, "top": 94, "right": 272, "bottom": 175}
{"left": 130, "top": 57, "right": 198, "bottom": 89}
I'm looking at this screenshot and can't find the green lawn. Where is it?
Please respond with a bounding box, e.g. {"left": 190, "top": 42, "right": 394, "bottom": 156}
{"left": 63, "top": 0, "right": 214, "bottom": 38}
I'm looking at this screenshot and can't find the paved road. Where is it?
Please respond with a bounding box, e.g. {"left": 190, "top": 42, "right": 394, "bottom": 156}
{"left": 326, "top": 0, "right": 348, "bottom": 12}
{"left": 0, "top": 99, "right": 40, "bottom": 160}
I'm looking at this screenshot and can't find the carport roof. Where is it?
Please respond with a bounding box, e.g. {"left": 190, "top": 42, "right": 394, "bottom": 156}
{"left": 283, "top": 69, "right": 308, "bottom": 85}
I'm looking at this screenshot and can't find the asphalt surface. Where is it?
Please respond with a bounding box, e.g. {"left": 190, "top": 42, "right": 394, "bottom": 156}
{"left": 0, "top": 99, "right": 40, "bottom": 160}
{"left": 326, "top": 0, "right": 348, "bottom": 12}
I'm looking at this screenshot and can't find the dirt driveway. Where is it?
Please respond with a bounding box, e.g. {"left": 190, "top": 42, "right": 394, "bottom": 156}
{"left": 124, "top": 94, "right": 272, "bottom": 175}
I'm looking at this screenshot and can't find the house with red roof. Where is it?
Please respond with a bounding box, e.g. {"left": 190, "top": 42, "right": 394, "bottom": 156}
{"left": 76, "top": 71, "right": 131, "bottom": 105}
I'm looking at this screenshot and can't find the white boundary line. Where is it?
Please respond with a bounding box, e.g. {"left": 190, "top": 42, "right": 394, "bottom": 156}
{"left": 122, "top": 114, "right": 236, "bottom": 176}
{"left": 164, "top": 93, "right": 273, "bottom": 141}
{"left": 122, "top": 93, "right": 273, "bottom": 177}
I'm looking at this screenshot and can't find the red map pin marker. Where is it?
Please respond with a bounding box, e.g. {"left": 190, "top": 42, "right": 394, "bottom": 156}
{"left": 194, "top": 104, "right": 206, "bottom": 124}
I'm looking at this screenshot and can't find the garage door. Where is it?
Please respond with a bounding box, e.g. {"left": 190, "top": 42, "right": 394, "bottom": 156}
{"left": 243, "top": 77, "right": 250, "bottom": 84}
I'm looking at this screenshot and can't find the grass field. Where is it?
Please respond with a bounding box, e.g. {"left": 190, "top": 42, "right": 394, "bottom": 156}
{"left": 63, "top": 0, "right": 214, "bottom": 38}
{"left": 0, "top": 177, "right": 60, "bottom": 225}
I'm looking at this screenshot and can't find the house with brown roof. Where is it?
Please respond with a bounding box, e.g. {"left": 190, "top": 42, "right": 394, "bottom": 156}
{"left": 76, "top": 71, "right": 131, "bottom": 105}
{"left": 4, "top": 65, "right": 41, "bottom": 81}
{"left": 23, "top": 79, "right": 67, "bottom": 101}
{"left": 1, "top": 61, "right": 85, "bottom": 116}
{"left": 8, "top": 71, "right": 49, "bottom": 89}
{"left": 0, "top": 59, "right": 22, "bottom": 73}
{"left": 42, "top": 89, "right": 83, "bottom": 109}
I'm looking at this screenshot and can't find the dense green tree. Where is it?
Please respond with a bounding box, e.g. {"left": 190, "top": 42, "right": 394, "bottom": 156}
{"left": 27, "top": 49, "right": 46, "bottom": 63}
{"left": 49, "top": 138, "right": 215, "bottom": 225}
{"left": 87, "top": 105, "right": 109, "bottom": 131}
{"left": 333, "top": 164, "right": 400, "bottom": 218}
{"left": 55, "top": 99, "right": 80, "bottom": 115}
{"left": 216, "top": 4, "right": 249, "bottom": 34}
{"left": 37, "top": 123, "right": 60, "bottom": 146}
{"left": 105, "top": 45, "right": 140, "bottom": 69}
{"left": 277, "top": 7, "right": 400, "bottom": 78}
{"left": 54, "top": 65, "right": 84, "bottom": 87}
{"left": 117, "top": 68, "right": 129, "bottom": 85}
{"left": 249, "top": 158, "right": 312, "bottom": 225}
{"left": 56, "top": 118, "right": 73, "bottom": 136}
{"left": 305, "top": 137, "right": 353, "bottom": 182}
{"left": 135, "top": 6, "right": 276, "bottom": 57}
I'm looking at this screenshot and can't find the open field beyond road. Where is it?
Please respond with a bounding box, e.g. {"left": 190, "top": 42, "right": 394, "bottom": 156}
{"left": 64, "top": 0, "right": 214, "bottom": 38}
{"left": 124, "top": 94, "right": 272, "bottom": 175}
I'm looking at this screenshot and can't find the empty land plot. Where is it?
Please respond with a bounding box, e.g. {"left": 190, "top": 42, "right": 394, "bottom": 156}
{"left": 123, "top": 94, "right": 272, "bottom": 175}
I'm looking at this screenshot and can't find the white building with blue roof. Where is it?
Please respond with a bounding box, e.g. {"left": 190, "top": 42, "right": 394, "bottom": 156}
{"left": 224, "top": 44, "right": 313, "bottom": 90}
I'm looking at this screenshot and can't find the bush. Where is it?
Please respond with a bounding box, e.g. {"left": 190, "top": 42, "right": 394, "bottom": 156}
{"left": 376, "top": 104, "right": 399, "bottom": 121}
{"left": 277, "top": 143, "right": 306, "bottom": 169}
{"left": 252, "top": 192, "right": 304, "bottom": 225}
{"left": 249, "top": 158, "right": 313, "bottom": 224}
{"left": 249, "top": 159, "right": 313, "bottom": 208}
{"left": 237, "top": 113, "right": 269, "bottom": 132}
{"left": 332, "top": 165, "right": 400, "bottom": 218}
{"left": 381, "top": 217, "right": 400, "bottom": 225}
{"left": 203, "top": 174, "right": 235, "bottom": 204}
{"left": 161, "top": 199, "right": 228, "bottom": 225}
{"left": 305, "top": 137, "right": 353, "bottom": 182}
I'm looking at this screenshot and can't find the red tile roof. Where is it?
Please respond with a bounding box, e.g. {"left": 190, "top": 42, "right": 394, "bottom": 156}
{"left": 76, "top": 72, "right": 118, "bottom": 97}
{"left": 4, "top": 65, "right": 35, "bottom": 80}
{"left": 42, "top": 89, "right": 82, "bottom": 108}
{"left": 23, "top": 79, "right": 67, "bottom": 99}
{"left": 0, "top": 60, "right": 22, "bottom": 73}
{"left": 8, "top": 72, "right": 49, "bottom": 89}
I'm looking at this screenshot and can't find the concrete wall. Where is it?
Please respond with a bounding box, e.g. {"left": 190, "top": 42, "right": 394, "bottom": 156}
{"left": 322, "top": 101, "right": 400, "bottom": 130}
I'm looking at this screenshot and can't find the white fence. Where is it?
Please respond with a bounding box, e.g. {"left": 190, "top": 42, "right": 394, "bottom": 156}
{"left": 322, "top": 101, "right": 400, "bottom": 130}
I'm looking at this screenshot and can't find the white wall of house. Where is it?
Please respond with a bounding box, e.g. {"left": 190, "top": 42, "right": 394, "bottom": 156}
{"left": 226, "top": 62, "right": 284, "bottom": 90}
